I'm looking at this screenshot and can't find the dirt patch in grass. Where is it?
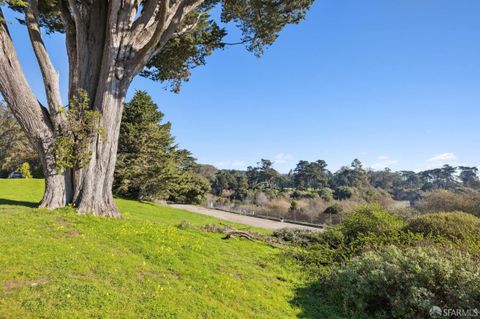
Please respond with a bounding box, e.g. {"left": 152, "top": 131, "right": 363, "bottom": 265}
{"left": 65, "top": 229, "right": 80, "bottom": 237}
{"left": 57, "top": 216, "right": 71, "bottom": 227}
{"left": 3, "top": 277, "right": 49, "bottom": 290}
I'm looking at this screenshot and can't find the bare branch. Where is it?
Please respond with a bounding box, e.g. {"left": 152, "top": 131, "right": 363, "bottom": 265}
{"left": 130, "top": 0, "right": 165, "bottom": 38}
{"left": 24, "top": 0, "right": 65, "bottom": 129}
{"left": 172, "top": 12, "right": 204, "bottom": 38}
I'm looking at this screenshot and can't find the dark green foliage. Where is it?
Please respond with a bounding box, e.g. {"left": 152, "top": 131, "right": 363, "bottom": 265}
{"left": 221, "top": 0, "right": 314, "bottom": 55}
{"left": 167, "top": 161, "right": 212, "bottom": 204}
{"left": 246, "top": 159, "right": 279, "bottom": 189}
{"left": 323, "top": 203, "right": 342, "bottom": 215}
{"left": 331, "top": 159, "right": 368, "bottom": 189}
{"left": 114, "top": 91, "right": 210, "bottom": 203}
{"left": 292, "top": 160, "right": 329, "bottom": 190}
{"left": 333, "top": 185, "right": 354, "bottom": 200}
{"left": 458, "top": 166, "right": 480, "bottom": 188}
{"left": 211, "top": 169, "right": 249, "bottom": 200}
{"left": 4, "top": 0, "right": 62, "bottom": 33}
{"left": 325, "top": 246, "right": 480, "bottom": 319}
{"left": 290, "top": 190, "right": 318, "bottom": 199}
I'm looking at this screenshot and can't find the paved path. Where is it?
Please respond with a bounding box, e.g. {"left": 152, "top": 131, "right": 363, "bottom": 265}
{"left": 169, "top": 204, "right": 320, "bottom": 231}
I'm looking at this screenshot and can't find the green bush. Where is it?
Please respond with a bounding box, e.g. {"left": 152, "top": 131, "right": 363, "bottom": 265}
{"left": 290, "top": 190, "right": 319, "bottom": 199}
{"left": 318, "top": 188, "right": 334, "bottom": 202}
{"left": 406, "top": 212, "right": 480, "bottom": 251}
{"left": 334, "top": 186, "right": 354, "bottom": 200}
{"left": 326, "top": 246, "right": 480, "bottom": 319}
{"left": 17, "top": 162, "right": 32, "bottom": 179}
{"left": 341, "top": 205, "right": 406, "bottom": 243}
{"left": 273, "top": 228, "right": 321, "bottom": 246}
{"left": 323, "top": 203, "right": 343, "bottom": 215}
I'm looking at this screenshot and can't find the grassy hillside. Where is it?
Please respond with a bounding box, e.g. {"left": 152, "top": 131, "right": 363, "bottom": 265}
{"left": 0, "top": 179, "right": 316, "bottom": 318}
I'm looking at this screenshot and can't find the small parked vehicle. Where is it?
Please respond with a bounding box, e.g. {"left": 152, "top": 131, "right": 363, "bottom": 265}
{"left": 8, "top": 172, "right": 23, "bottom": 179}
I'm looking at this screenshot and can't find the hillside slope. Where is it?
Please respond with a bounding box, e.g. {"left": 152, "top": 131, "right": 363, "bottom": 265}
{"left": 0, "top": 180, "right": 313, "bottom": 318}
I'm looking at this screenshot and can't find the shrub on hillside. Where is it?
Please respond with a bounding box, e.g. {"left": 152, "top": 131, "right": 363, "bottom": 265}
{"left": 334, "top": 186, "right": 355, "bottom": 200}
{"left": 323, "top": 204, "right": 343, "bottom": 216}
{"left": 417, "top": 190, "right": 480, "bottom": 217}
{"left": 406, "top": 212, "right": 480, "bottom": 251}
{"left": 318, "top": 188, "right": 334, "bottom": 202}
{"left": 273, "top": 228, "right": 322, "bottom": 246}
{"left": 340, "top": 205, "right": 406, "bottom": 243}
{"left": 364, "top": 188, "right": 394, "bottom": 207}
{"left": 320, "top": 204, "right": 344, "bottom": 225}
{"left": 286, "top": 206, "right": 421, "bottom": 275}
{"left": 291, "top": 190, "right": 319, "bottom": 200}
{"left": 325, "top": 246, "right": 480, "bottom": 319}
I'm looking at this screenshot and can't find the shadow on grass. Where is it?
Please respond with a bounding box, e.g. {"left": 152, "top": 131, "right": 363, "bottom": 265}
{"left": 0, "top": 198, "right": 38, "bottom": 208}
{"left": 291, "top": 280, "right": 343, "bottom": 319}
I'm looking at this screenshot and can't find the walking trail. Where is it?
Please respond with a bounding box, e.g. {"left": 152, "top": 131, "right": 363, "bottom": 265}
{"left": 169, "top": 204, "right": 320, "bottom": 231}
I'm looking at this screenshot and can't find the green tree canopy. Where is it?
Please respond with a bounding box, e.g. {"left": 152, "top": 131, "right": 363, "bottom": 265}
{"left": 114, "top": 91, "right": 209, "bottom": 203}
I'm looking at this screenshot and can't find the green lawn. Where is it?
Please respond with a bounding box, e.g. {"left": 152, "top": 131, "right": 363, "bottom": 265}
{"left": 0, "top": 179, "right": 317, "bottom": 318}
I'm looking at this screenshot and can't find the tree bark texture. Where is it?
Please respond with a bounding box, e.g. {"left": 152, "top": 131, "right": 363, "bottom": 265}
{"left": 0, "top": 11, "right": 71, "bottom": 209}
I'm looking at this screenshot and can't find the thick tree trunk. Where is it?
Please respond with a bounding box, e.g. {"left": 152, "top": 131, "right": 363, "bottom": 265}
{"left": 73, "top": 93, "right": 124, "bottom": 217}
{"left": 0, "top": 12, "right": 70, "bottom": 209}
{"left": 40, "top": 171, "right": 72, "bottom": 209}
{"left": 71, "top": 76, "right": 129, "bottom": 217}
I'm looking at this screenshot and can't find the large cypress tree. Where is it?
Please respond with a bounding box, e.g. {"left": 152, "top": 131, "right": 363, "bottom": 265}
{"left": 0, "top": 0, "right": 314, "bottom": 216}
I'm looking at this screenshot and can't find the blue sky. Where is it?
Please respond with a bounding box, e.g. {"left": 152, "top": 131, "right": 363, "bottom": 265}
{"left": 3, "top": 0, "right": 480, "bottom": 173}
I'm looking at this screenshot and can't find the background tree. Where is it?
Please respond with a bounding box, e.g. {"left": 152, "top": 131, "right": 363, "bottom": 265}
{"left": 0, "top": 102, "right": 41, "bottom": 177}
{"left": 247, "top": 159, "right": 279, "bottom": 189}
{"left": 194, "top": 164, "right": 218, "bottom": 182}
{"left": 368, "top": 168, "right": 402, "bottom": 193}
{"left": 331, "top": 159, "right": 368, "bottom": 189}
{"left": 293, "top": 159, "right": 329, "bottom": 190}
{"left": 0, "top": 0, "right": 314, "bottom": 216}
{"left": 114, "top": 90, "right": 209, "bottom": 203}
{"left": 17, "top": 162, "right": 32, "bottom": 178}
{"left": 458, "top": 166, "right": 480, "bottom": 189}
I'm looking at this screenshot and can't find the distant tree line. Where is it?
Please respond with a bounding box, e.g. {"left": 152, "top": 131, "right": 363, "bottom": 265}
{"left": 203, "top": 158, "right": 479, "bottom": 204}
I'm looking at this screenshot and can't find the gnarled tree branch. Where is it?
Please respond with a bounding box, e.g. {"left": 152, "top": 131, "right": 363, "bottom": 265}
{"left": 127, "top": 0, "right": 205, "bottom": 78}
{"left": 25, "top": 0, "right": 65, "bottom": 129}
{"left": 57, "top": 0, "right": 77, "bottom": 98}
